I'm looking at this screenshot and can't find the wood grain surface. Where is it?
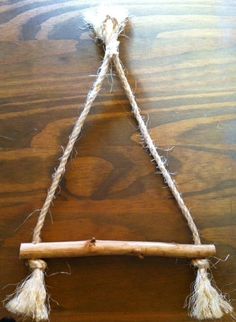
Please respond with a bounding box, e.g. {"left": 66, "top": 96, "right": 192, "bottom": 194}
{"left": 0, "top": 1, "right": 236, "bottom": 321}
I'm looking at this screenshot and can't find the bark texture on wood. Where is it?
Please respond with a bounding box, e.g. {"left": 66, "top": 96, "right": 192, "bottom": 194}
{"left": 20, "top": 240, "right": 216, "bottom": 259}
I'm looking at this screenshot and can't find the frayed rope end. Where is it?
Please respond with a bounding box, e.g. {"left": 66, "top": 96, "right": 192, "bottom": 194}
{"left": 5, "top": 260, "right": 49, "bottom": 322}
{"left": 188, "top": 259, "right": 233, "bottom": 320}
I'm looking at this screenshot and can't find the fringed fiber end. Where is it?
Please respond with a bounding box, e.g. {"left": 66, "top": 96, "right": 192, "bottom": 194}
{"left": 83, "top": 5, "right": 128, "bottom": 46}
{"left": 188, "top": 259, "right": 233, "bottom": 320}
{"left": 5, "top": 260, "right": 49, "bottom": 322}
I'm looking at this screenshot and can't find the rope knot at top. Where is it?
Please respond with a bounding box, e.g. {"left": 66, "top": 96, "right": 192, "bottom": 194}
{"left": 84, "top": 6, "right": 128, "bottom": 46}
{"left": 28, "top": 259, "right": 47, "bottom": 271}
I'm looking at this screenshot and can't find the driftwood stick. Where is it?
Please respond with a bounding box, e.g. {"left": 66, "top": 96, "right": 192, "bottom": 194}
{"left": 20, "top": 239, "right": 216, "bottom": 259}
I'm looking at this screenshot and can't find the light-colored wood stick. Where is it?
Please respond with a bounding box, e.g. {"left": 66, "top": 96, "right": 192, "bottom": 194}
{"left": 20, "top": 239, "right": 216, "bottom": 259}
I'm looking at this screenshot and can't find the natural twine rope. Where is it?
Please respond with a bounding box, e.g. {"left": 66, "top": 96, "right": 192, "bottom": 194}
{"left": 32, "top": 46, "right": 117, "bottom": 244}
{"left": 112, "top": 54, "right": 202, "bottom": 248}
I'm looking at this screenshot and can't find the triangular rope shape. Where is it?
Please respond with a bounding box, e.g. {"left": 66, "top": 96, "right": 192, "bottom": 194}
{"left": 4, "top": 5, "right": 233, "bottom": 321}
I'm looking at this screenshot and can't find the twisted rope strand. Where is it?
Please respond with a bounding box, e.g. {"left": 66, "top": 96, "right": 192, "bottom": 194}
{"left": 32, "top": 49, "right": 113, "bottom": 244}
{"left": 112, "top": 54, "right": 201, "bottom": 246}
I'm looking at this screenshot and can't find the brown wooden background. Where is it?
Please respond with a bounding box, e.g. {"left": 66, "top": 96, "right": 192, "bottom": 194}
{"left": 0, "top": 1, "right": 236, "bottom": 321}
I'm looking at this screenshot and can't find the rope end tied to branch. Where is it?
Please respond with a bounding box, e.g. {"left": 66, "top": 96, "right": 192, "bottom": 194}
{"left": 188, "top": 259, "right": 233, "bottom": 320}
{"left": 5, "top": 260, "right": 49, "bottom": 322}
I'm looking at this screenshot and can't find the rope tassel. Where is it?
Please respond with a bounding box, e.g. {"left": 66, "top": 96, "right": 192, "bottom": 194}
{"left": 189, "top": 260, "right": 233, "bottom": 319}
{"left": 5, "top": 260, "right": 48, "bottom": 322}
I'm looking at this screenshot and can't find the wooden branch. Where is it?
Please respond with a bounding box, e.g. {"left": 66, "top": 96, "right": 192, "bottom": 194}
{"left": 20, "top": 239, "right": 216, "bottom": 259}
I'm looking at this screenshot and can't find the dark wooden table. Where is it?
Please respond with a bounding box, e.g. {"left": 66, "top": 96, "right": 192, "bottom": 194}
{"left": 0, "top": 1, "right": 236, "bottom": 321}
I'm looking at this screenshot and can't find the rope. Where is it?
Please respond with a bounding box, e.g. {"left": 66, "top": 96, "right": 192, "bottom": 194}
{"left": 112, "top": 54, "right": 202, "bottom": 247}
{"left": 32, "top": 45, "right": 117, "bottom": 244}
